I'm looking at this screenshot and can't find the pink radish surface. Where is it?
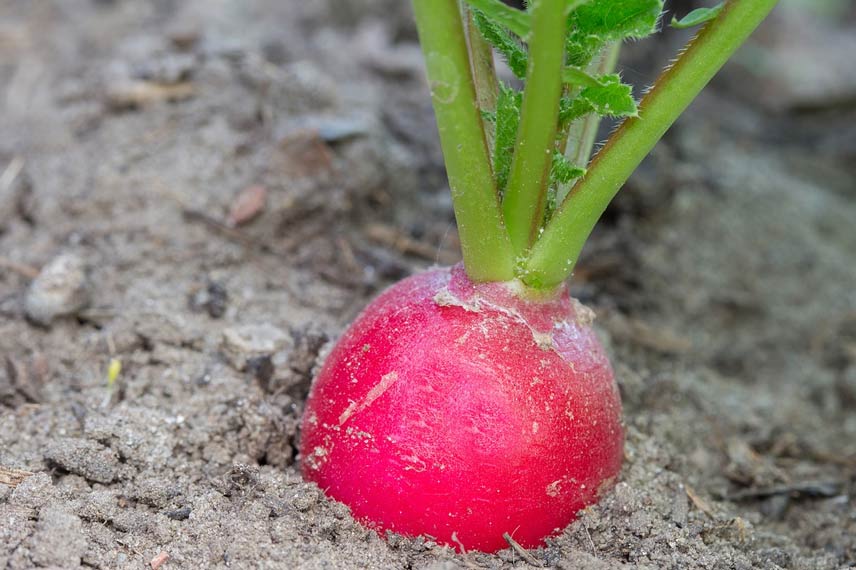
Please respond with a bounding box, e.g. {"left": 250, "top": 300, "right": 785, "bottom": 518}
{"left": 300, "top": 264, "right": 623, "bottom": 552}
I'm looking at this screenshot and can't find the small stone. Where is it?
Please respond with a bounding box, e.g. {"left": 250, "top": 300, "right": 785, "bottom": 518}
{"left": 189, "top": 281, "right": 229, "bottom": 318}
{"left": 25, "top": 253, "right": 91, "bottom": 325}
{"left": 150, "top": 551, "right": 171, "bottom": 570}
{"left": 164, "top": 506, "right": 192, "bottom": 520}
{"left": 221, "top": 324, "right": 288, "bottom": 371}
{"left": 44, "top": 438, "right": 120, "bottom": 484}
{"left": 247, "top": 355, "right": 275, "bottom": 389}
{"left": 226, "top": 185, "right": 267, "bottom": 227}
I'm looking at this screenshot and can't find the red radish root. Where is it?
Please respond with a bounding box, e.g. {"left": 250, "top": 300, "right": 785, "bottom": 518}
{"left": 300, "top": 264, "right": 622, "bottom": 552}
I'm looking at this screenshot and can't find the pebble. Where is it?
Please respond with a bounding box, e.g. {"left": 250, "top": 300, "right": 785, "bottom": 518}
{"left": 189, "top": 281, "right": 229, "bottom": 318}
{"left": 221, "top": 324, "right": 289, "bottom": 371}
{"left": 25, "top": 253, "right": 91, "bottom": 326}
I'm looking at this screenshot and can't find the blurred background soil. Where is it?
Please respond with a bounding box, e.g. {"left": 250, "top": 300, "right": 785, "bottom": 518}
{"left": 1, "top": 0, "right": 855, "bottom": 568}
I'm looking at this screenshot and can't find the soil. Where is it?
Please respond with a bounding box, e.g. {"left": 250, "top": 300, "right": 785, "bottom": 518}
{"left": 1, "top": 1, "right": 855, "bottom": 569}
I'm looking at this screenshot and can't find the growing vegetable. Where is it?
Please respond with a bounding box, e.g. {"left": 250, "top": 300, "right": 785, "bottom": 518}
{"left": 301, "top": 0, "right": 778, "bottom": 552}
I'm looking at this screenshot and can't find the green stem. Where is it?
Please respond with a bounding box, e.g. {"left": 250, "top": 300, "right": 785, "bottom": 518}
{"left": 463, "top": 0, "right": 531, "bottom": 38}
{"left": 568, "top": 43, "right": 620, "bottom": 165}
{"left": 413, "top": 0, "right": 515, "bottom": 281}
{"left": 559, "top": 42, "right": 621, "bottom": 204}
{"left": 522, "top": 0, "right": 779, "bottom": 289}
{"left": 500, "top": 0, "right": 566, "bottom": 256}
{"left": 465, "top": 7, "right": 499, "bottom": 160}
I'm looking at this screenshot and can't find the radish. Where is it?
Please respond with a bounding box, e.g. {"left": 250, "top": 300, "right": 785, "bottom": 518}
{"left": 300, "top": 0, "right": 777, "bottom": 552}
{"left": 301, "top": 264, "right": 621, "bottom": 551}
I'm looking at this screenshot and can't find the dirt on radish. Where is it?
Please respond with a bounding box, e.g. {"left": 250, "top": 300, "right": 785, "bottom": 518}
{"left": 1, "top": 1, "right": 855, "bottom": 569}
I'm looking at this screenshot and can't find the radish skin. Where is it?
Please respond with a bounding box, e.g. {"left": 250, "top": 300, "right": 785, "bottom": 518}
{"left": 300, "top": 264, "right": 623, "bottom": 552}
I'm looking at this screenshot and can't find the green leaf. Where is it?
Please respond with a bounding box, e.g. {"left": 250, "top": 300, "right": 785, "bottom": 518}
{"left": 580, "top": 74, "right": 638, "bottom": 116}
{"left": 464, "top": 0, "right": 531, "bottom": 38}
{"left": 550, "top": 152, "right": 586, "bottom": 185}
{"left": 561, "top": 66, "right": 602, "bottom": 88}
{"left": 566, "top": 0, "right": 664, "bottom": 66}
{"left": 564, "top": 0, "right": 592, "bottom": 13}
{"left": 493, "top": 84, "right": 523, "bottom": 194}
{"left": 559, "top": 74, "right": 637, "bottom": 123}
{"left": 545, "top": 152, "right": 586, "bottom": 224}
{"left": 670, "top": 3, "right": 724, "bottom": 29}
{"left": 472, "top": 9, "right": 528, "bottom": 79}
{"left": 572, "top": 0, "right": 663, "bottom": 39}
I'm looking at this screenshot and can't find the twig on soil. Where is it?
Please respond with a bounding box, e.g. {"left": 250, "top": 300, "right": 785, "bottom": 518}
{"left": 181, "top": 207, "right": 268, "bottom": 250}
{"left": 604, "top": 313, "right": 692, "bottom": 354}
{"left": 502, "top": 532, "right": 544, "bottom": 567}
{"left": 105, "top": 80, "right": 194, "bottom": 110}
{"left": 685, "top": 485, "right": 716, "bottom": 518}
{"left": 723, "top": 480, "right": 843, "bottom": 502}
{"left": 365, "top": 223, "right": 459, "bottom": 265}
{"left": 0, "top": 466, "right": 33, "bottom": 487}
{"left": 581, "top": 520, "right": 597, "bottom": 556}
{"left": 174, "top": 195, "right": 300, "bottom": 258}
{"left": 0, "top": 257, "right": 39, "bottom": 279}
{"left": 450, "top": 532, "right": 481, "bottom": 570}
{"left": 806, "top": 450, "right": 856, "bottom": 468}
{"left": 1, "top": 156, "right": 25, "bottom": 192}
{"left": 731, "top": 517, "right": 748, "bottom": 542}
{"left": 116, "top": 538, "right": 145, "bottom": 561}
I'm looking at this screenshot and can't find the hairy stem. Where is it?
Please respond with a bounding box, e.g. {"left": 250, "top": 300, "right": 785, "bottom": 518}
{"left": 566, "top": 43, "right": 621, "bottom": 167}
{"left": 465, "top": 7, "right": 499, "bottom": 159}
{"left": 413, "top": 0, "right": 515, "bottom": 281}
{"left": 522, "top": 0, "right": 779, "bottom": 289}
{"left": 557, "top": 42, "right": 621, "bottom": 204}
{"left": 500, "top": 0, "right": 567, "bottom": 255}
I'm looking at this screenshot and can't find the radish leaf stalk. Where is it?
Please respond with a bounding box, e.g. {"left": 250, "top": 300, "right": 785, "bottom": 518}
{"left": 464, "top": 0, "right": 532, "bottom": 38}
{"left": 501, "top": 0, "right": 567, "bottom": 254}
{"left": 412, "top": 0, "right": 515, "bottom": 282}
{"left": 561, "top": 41, "right": 622, "bottom": 203}
{"left": 671, "top": 3, "right": 725, "bottom": 29}
{"left": 466, "top": 9, "right": 500, "bottom": 154}
{"left": 522, "top": 0, "right": 780, "bottom": 288}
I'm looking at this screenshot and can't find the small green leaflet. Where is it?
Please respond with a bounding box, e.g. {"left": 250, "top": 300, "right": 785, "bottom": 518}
{"left": 545, "top": 154, "right": 586, "bottom": 224}
{"left": 463, "top": 0, "right": 530, "bottom": 38}
{"left": 561, "top": 66, "right": 602, "bottom": 89}
{"left": 566, "top": 0, "right": 664, "bottom": 66}
{"left": 670, "top": 3, "right": 724, "bottom": 29}
{"left": 493, "top": 84, "right": 523, "bottom": 194}
{"left": 550, "top": 153, "right": 586, "bottom": 186}
{"left": 472, "top": 10, "right": 528, "bottom": 79}
{"left": 571, "top": 0, "right": 663, "bottom": 39}
{"left": 560, "top": 74, "right": 637, "bottom": 123}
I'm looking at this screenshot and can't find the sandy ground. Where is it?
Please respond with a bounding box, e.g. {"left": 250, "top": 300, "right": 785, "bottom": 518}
{"left": 1, "top": 1, "right": 855, "bottom": 568}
